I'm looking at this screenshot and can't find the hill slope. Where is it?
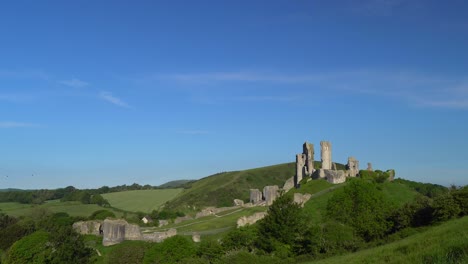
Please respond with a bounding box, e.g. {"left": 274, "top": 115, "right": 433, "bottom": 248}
{"left": 306, "top": 216, "right": 468, "bottom": 264}
{"left": 102, "top": 189, "right": 183, "bottom": 213}
{"left": 164, "top": 162, "right": 297, "bottom": 211}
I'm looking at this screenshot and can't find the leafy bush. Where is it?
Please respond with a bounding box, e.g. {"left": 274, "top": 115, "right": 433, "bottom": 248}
{"left": 144, "top": 235, "right": 196, "bottom": 264}
{"left": 107, "top": 241, "right": 149, "bottom": 264}
{"left": 256, "top": 193, "right": 309, "bottom": 256}
{"left": 326, "top": 179, "right": 393, "bottom": 241}
{"left": 89, "top": 209, "right": 116, "bottom": 220}
{"left": 222, "top": 226, "right": 258, "bottom": 252}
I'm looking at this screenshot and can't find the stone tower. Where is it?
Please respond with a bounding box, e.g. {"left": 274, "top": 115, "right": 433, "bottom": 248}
{"left": 295, "top": 154, "right": 306, "bottom": 185}
{"left": 320, "top": 141, "right": 332, "bottom": 170}
{"left": 303, "top": 142, "right": 314, "bottom": 176}
{"left": 347, "top": 157, "right": 359, "bottom": 177}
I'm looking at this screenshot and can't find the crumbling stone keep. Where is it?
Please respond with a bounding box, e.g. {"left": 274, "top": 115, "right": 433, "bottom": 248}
{"left": 263, "top": 185, "right": 279, "bottom": 206}
{"left": 295, "top": 154, "right": 306, "bottom": 185}
{"left": 250, "top": 189, "right": 263, "bottom": 204}
{"left": 321, "top": 141, "right": 332, "bottom": 170}
{"left": 367, "top": 162, "right": 373, "bottom": 171}
{"left": 347, "top": 157, "right": 359, "bottom": 177}
{"left": 303, "top": 142, "right": 314, "bottom": 176}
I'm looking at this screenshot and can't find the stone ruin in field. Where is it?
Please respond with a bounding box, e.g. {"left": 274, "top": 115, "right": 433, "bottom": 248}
{"left": 294, "top": 141, "right": 364, "bottom": 186}
{"left": 73, "top": 219, "right": 177, "bottom": 246}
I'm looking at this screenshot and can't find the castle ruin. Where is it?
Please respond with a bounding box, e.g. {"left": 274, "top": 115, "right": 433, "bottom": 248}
{"left": 294, "top": 140, "right": 363, "bottom": 185}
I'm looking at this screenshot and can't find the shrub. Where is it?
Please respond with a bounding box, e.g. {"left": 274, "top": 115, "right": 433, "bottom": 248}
{"left": 107, "top": 241, "right": 149, "bottom": 264}
{"left": 89, "top": 210, "right": 116, "bottom": 220}
{"left": 144, "top": 235, "right": 196, "bottom": 264}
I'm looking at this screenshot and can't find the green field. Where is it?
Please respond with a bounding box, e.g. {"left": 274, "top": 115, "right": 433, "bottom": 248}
{"left": 305, "top": 216, "right": 468, "bottom": 264}
{"left": 0, "top": 200, "right": 124, "bottom": 218}
{"left": 102, "top": 189, "right": 183, "bottom": 213}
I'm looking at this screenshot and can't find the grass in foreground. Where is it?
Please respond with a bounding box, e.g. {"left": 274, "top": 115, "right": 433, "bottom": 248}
{"left": 305, "top": 216, "right": 468, "bottom": 264}
{"left": 102, "top": 189, "right": 183, "bottom": 213}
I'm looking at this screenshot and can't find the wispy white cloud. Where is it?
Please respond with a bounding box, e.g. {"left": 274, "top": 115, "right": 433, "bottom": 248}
{"left": 99, "top": 91, "right": 130, "bottom": 108}
{"left": 154, "top": 70, "right": 468, "bottom": 110}
{"left": 0, "top": 122, "right": 39, "bottom": 128}
{"left": 58, "top": 78, "right": 89, "bottom": 88}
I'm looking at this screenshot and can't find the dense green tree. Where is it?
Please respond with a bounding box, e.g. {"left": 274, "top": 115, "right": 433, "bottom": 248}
{"left": 106, "top": 241, "right": 149, "bottom": 264}
{"left": 144, "top": 235, "right": 196, "bottom": 264}
{"left": 256, "top": 193, "right": 309, "bottom": 256}
{"left": 222, "top": 226, "right": 258, "bottom": 252}
{"left": 89, "top": 209, "right": 116, "bottom": 220}
{"left": 326, "top": 179, "right": 393, "bottom": 241}
{"left": 5, "top": 231, "right": 51, "bottom": 264}
{"left": 432, "top": 193, "right": 461, "bottom": 222}
{"left": 197, "top": 239, "right": 225, "bottom": 263}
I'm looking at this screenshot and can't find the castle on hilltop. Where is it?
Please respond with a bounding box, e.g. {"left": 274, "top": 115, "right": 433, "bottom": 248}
{"left": 294, "top": 141, "right": 361, "bottom": 186}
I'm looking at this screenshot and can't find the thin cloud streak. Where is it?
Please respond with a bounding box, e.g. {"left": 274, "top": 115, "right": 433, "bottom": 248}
{"left": 99, "top": 91, "right": 130, "bottom": 108}
{"left": 0, "top": 122, "right": 39, "bottom": 128}
{"left": 58, "top": 78, "right": 89, "bottom": 88}
{"left": 155, "top": 70, "right": 468, "bottom": 110}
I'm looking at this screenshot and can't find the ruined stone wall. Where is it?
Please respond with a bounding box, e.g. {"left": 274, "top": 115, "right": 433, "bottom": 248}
{"left": 72, "top": 220, "right": 102, "bottom": 236}
{"left": 295, "top": 153, "right": 306, "bottom": 185}
{"left": 249, "top": 189, "right": 263, "bottom": 204}
{"left": 347, "top": 157, "right": 359, "bottom": 177}
{"left": 303, "top": 142, "right": 314, "bottom": 176}
{"left": 142, "top": 229, "right": 177, "bottom": 243}
{"left": 293, "top": 193, "right": 312, "bottom": 207}
{"left": 313, "top": 169, "right": 346, "bottom": 184}
{"left": 263, "top": 185, "right": 279, "bottom": 206}
{"left": 321, "top": 141, "right": 332, "bottom": 170}
{"left": 237, "top": 212, "right": 267, "bottom": 227}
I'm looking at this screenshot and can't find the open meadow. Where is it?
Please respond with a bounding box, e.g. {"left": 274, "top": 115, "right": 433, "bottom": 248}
{"left": 102, "top": 189, "right": 183, "bottom": 213}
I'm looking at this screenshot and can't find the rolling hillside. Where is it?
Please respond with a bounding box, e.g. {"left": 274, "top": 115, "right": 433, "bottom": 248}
{"left": 163, "top": 162, "right": 297, "bottom": 211}
{"left": 306, "top": 216, "right": 468, "bottom": 264}
{"left": 102, "top": 189, "right": 183, "bottom": 213}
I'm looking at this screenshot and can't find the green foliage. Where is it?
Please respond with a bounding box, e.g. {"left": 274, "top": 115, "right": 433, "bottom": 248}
{"left": 215, "top": 250, "right": 292, "bottom": 264}
{"left": 150, "top": 209, "right": 185, "bottom": 221}
{"left": 5, "top": 231, "right": 51, "bottom": 264}
{"left": 45, "top": 225, "right": 93, "bottom": 264}
{"left": 302, "top": 216, "right": 468, "bottom": 264}
{"left": 432, "top": 193, "right": 461, "bottom": 222}
{"left": 326, "top": 179, "right": 393, "bottom": 241}
{"left": 359, "top": 170, "right": 394, "bottom": 183}
{"left": 256, "top": 193, "right": 309, "bottom": 255}
{"left": 222, "top": 226, "right": 258, "bottom": 252}
{"left": 390, "top": 195, "right": 434, "bottom": 232}
{"left": 144, "top": 235, "right": 196, "bottom": 264}
{"left": 394, "top": 178, "right": 448, "bottom": 198}
{"left": 106, "top": 241, "right": 149, "bottom": 264}
{"left": 451, "top": 186, "right": 468, "bottom": 216}
{"left": 197, "top": 239, "right": 225, "bottom": 263}
{"left": 90, "top": 194, "right": 110, "bottom": 207}
{"left": 89, "top": 209, "right": 116, "bottom": 220}
{"left": 318, "top": 221, "right": 364, "bottom": 255}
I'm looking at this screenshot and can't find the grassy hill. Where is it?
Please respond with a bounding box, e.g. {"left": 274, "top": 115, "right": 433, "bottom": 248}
{"left": 305, "top": 216, "right": 468, "bottom": 264}
{"left": 163, "top": 162, "right": 297, "bottom": 211}
{"left": 158, "top": 180, "right": 194, "bottom": 189}
{"left": 102, "top": 189, "right": 183, "bottom": 213}
{"left": 0, "top": 200, "right": 124, "bottom": 218}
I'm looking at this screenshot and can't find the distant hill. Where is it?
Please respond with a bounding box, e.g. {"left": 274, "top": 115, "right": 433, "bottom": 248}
{"left": 0, "top": 188, "right": 24, "bottom": 192}
{"left": 158, "top": 180, "right": 194, "bottom": 189}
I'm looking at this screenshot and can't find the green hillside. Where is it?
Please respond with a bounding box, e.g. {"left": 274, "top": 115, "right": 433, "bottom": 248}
{"left": 158, "top": 180, "right": 194, "bottom": 189}
{"left": 0, "top": 200, "right": 124, "bottom": 218}
{"left": 102, "top": 189, "right": 183, "bottom": 213}
{"left": 164, "top": 162, "right": 297, "bottom": 211}
{"left": 306, "top": 216, "right": 468, "bottom": 264}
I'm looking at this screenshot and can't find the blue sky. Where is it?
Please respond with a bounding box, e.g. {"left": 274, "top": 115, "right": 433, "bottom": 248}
{"left": 1, "top": 0, "right": 467, "bottom": 189}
